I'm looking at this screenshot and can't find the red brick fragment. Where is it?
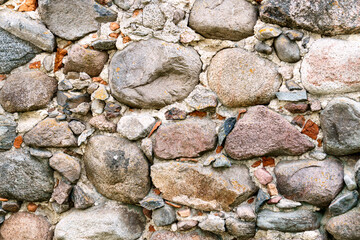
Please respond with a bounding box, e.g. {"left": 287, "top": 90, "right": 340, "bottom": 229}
{"left": 29, "top": 61, "right": 41, "bottom": 69}
{"left": 301, "top": 119, "right": 319, "bottom": 140}
{"left": 13, "top": 136, "right": 23, "bottom": 149}
{"left": 54, "top": 48, "right": 67, "bottom": 72}
{"left": 251, "top": 160, "right": 262, "bottom": 168}
{"left": 262, "top": 157, "right": 275, "bottom": 167}
{"left": 18, "top": 0, "right": 37, "bottom": 12}
{"left": 110, "top": 22, "right": 120, "bottom": 31}
{"left": 188, "top": 111, "right": 207, "bottom": 118}
{"left": 291, "top": 115, "right": 306, "bottom": 128}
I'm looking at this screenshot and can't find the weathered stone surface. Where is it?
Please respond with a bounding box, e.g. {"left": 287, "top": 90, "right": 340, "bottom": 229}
{"left": 284, "top": 103, "right": 309, "bottom": 113}
{"left": 256, "top": 26, "right": 282, "bottom": 41}
{"left": 52, "top": 181, "right": 72, "bottom": 205}
{"left": 185, "top": 85, "right": 218, "bottom": 110}
{"left": 49, "top": 152, "right": 81, "bottom": 183}
{"left": 275, "top": 91, "right": 307, "bottom": 102}
{"left": 226, "top": 217, "right": 256, "bottom": 238}
{"left": 255, "top": 42, "right": 273, "bottom": 55}
{"left": 0, "top": 28, "right": 41, "bottom": 74}
{"left": 329, "top": 191, "right": 359, "bottom": 216}
{"left": 320, "top": 98, "right": 360, "bottom": 155}
{"left": 38, "top": 0, "right": 114, "bottom": 40}
{"left": 255, "top": 229, "right": 325, "bottom": 240}
{"left": 260, "top": 0, "right": 360, "bottom": 36}
{"left": 274, "top": 34, "right": 301, "bottom": 63}
{"left": 275, "top": 158, "right": 344, "bottom": 207}
{"left": 257, "top": 210, "right": 321, "bottom": 232}
{"left": 68, "top": 120, "right": 86, "bottom": 135}
{"left": 150, "top": 230, "right": 219, "bottom": 240}
{"left": 84, "top": 135, "right": 150, "bottom": 204}
{"left": 0, "top": 0, "right": 8, "bottom": 4}
{"left": 0, "top": 9, "right": 55, "bottom": 52}
{"left": 1, "top": 200, "right": 20, "bottom": 213}
{"left": 0, "top": 212, "right": 52, "bottom": 240}
{"left": 89, "top": 115, "right": 116, "bottom": 132}
{"left": 71, "top": 183, "right": 95, "bottom": 210}
{"left": 54, "top": 202, "right": 145, "bottom": 240}
{"left": 208, "top": 48, "right": 281, "bottom": 107}
{"left": 189, "top": 0, "right": 257, "bottom": 41}
{"left": 236, "top": 204, "right": 256, "bottom": 222}
{"left": 301, "top": 39, "right": 360, "bottom": 95}
{"left": 64, "top": 44, "right": 108, "bottom": 77}
{"left": 0, "top": 71, "right": 57, "bottom": 113}
{"left": 140, "top": 191, "right": 164, "bottom": 210}
{"left": 177, "top": 220, "right": 198, "bottom": 231}
{"left": 151, "top": 162, "right": 257, "bottom": 211}
{"left": 276, "top": 198, "right": 302, "bottom": 209}
{"left": 0, "top": 150, "right": 53, "bottom": 201}
{"left": 254, "top": 168, "right": 273, "bottom": 185}
{"left": 142, "top": 4, "right": 165, "bottom": 30}
{"left": 113, "top": 0, "right": 134, "bottom": 10}
{"left": 326, "top": 206, "right": 360, "bottom": 240}
{"left": 91, "top": 39, "right": 117, "bottom": 51}
{"left": 117, "top": 115, "right": 155, "bottom": 140}
{"left": 255, "top": 189, "right": 271, "bottom": 212}
{"left": 24, "top": 118, "right": 77, "bottom": 147}
{"left": 152, "top": 204, "right": 176, "bottom": 226}
{"left": 154, "top": 119, "right": 217, "bottom": 159}
{"left": 0, "top": 116, "right": 16, "bottom": 150}
{"left": 164, "top": 107, "right": 187, "bottom": 120}
{"left": 225, "top": 106, "right": 314, "bottom": 160}
{"left": 109, "top": 39, "right": 201, "bottom": 109}
{"left": 199, "top": 215, "right": 225, "bottom": 233}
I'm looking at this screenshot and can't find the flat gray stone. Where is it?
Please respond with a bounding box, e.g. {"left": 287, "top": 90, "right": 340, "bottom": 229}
{"left": 275, "top": 158, "right": 344, "bottom": 207}
{"left": 257, "top": 210, "right": 321, "bottom": 232}
{"left": 84, "top": 135, "right": 150, "bottom": 204}
{"left": 0, "top": 9, "right": 55, "bottom": 52}
{"left": 0, "top": 149, "right": 53, "bottom": 201}
{"left": 320, "top": 97, "right": 360, "bottom": 155}
{"left": 276, "top": 91, "right": 307, "bottom": 102}
{"left": 0, "top": 28, "right": 40, "bottom": 74}
{"left": 38, "top": 0, "right": 115, "bottom": 40}
{"left": 329, "top": 191, "right": 359, "bottom": 216}
{"left": 0, "top": 116, "right": 16, "bottom": 150}
{"left": 109, "top": 39, "right": 201, "bottom": 109}
{"left": 91, "top": 39, "right": 117, "bottom": 51}
{"left": 54, "top": 202, "right": 146, "bottom": 240}
{"left": 260, "top": 0, "right": 360, "bottom": 36}
{"left": 0, "top": 71, "right": 57, "bottom": 112}
{"left": 301, "top": 39, "right": 360, "bottom": 95}
{"left": 152, "top": 205, "right": 176, "bottom": 227}
{"left": 208, "top": 48, "right": 281, "bottom": 107}
{"left": 189, "top": 0, "right": 258, "bottom": 41}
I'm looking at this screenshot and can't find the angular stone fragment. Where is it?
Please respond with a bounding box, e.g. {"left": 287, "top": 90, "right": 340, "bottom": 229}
{"left": 0, "top": 28, "right": 41, "bottom": 74}
{"left": 0, "top": 149, "right": 53, "bottom": 201}
{"left": 38, "top": 0, "right": 114, "bottom": 40}
{"left": 109, "top": 39, "right": 201, "bottom": 109}
{"left": 24, "top": 118, "right": 77, "bottom": 147}
{"left": 177, "top": 220, "right": 198, "bottom": 231}
{"left": 254, "top": 168, "right": 273, "bottom": 185}
{"left": 255, "top": 42, "right": 273, "bottom": 55}
{"left": 301, "top": 39, "right": 360, "bottom": 95}
{"left": 225, "top": 106, "right": 314, "bottom": 160}
{"left": 165, "top": 107, "right": 187, "bottom": 120}
{"left": 151, "top": 162, "right": 257, "bottom": 211}
{"left": 0, "top": 116, "right": 16, "bottom": 150}
{"left": 89, "top": 115, "right": 116, "bottom": 132}
{"left": 150, "top": 230, "right": 218, "bottom": 240}
{"left": 0, "top": 212, "right": 52, "bottom": 240}
{"left": 49, "top": 152, "right": 81, "bottom": 183}
{"left": 320, "top": 98, "right": 360, "bottom": 155}
{"left": 198, "top": 215, "right": 225, "bottom": 233}
{"left": 51, "top": 181, "right": 72, "bottom": 205}
{"left": 275, "top": 91, "right": 307, "bottom": 102}
{"left": 274, "top": 34, "right": 301, "bottom": 63}
{"left": 84, "top": 135, "right": 150, "bottom": 204}
{"left": 260, "top": 0, "right": 360, "bottom": 36}
{"left": 117, "top": 115, "right": 155, "bottom": 140}
{"left": 154, "top": 119, "right": 216, "bottom": 159}
{"left": 208, "top": 48, "right": 281, "bottom": 107}
{"left": 189, "top": 0, "right": 257, "bottom": 41}
{"left": 326, "top": 206, "right": 360, "bottom": 240}
{"left": 284, "top": 103, "right": 309, "bottom": 113}
{"left": 54, "top": 202, "right": 145, "bottom": 240}
{"left": 64, "top": 44, "right": 108, "bottom": 77}
{"left": 185, "top": 85, "right": 218, "bottom": 110}
{"left": 113, "top": 0, "right": 134, "bottom": 10}
{"left": 71, "top": 182, "right": 95, "bottom": 209}
{"left": 0, "top": 9, "right": 55, "bottom": 52}
{"left": 226, "top": 217, "right": 256, "bottom": 238}
{"left": 257, "top": 210, "right": 321, "bottom": 232}
{"left": 0, "top": 71, "right": 57, "bottom": 113}
{"left": 329, "top": 191, "right": 359, "bottom": 216}
{"left": 275, "top": 158, "right": 344, "bottom": 207}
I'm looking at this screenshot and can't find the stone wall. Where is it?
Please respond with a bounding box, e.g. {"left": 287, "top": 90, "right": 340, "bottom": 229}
{"left": 0, "top": 0, "right": 359, "bottom": 239}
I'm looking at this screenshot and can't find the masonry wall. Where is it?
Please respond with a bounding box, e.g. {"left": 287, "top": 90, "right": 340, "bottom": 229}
{"left": 0, "top": 0, "right": 359, "bottom": 239}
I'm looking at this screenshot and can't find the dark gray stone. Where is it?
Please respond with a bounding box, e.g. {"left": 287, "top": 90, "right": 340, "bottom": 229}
{"left": 0, "top": 9, "right": 55, "bottom": 52}
{"left": 255, "top": 189, "right": 270, "bottom": 213}
{"left": 274, "top": 34, "right": 301, "bottom": 63}
{"left": 57, "top": 91, "right": 91, "bottom": 109}
{"left": 260, "top": 0, "right": 360, "bottom": 36}
{"left": 0, "top": 149, "right": 54, "bottom": 201}
{"left": 71, "top": 183, "right": 95, "bottom": 209}
{"left": 0, "top": 28, "right": 40, "bottom": 74}
{"left": 257, "top": 210, "right": 321, "bottom": 232}
{"left": 58, "top": 80, "right": 73, "bottom": 91}
{"left": 275, "top": 158, "right": 344, "bottom": 207}
{"left": 1, "top": 200, "right": 20, "bottom": 213}
{"left": 38, "top": 0, "right": 114, "bottom": 40}
{"left": 321, "top": 98, "right": 360, "bottom": 156}
{"left": 0, "top": 71, "right": 57, "bottom": 113}
{"left": 329, "top": 191, "right": 359, "bottom": 216}
{"left": 285, "top": 30, "right": 304, "bottom": 41}
{"left": 255, "top": 42, "right": 273, "bottom": 55}
{"left": 91, "top": 39, "right": 117, "bottom": 51}
{"left": 140, "top": 191, "right": 165, "bottom": 210}
{"left": 226, "top": 217, "right": 256, "bottom": 238}
{"left": 189, "top": 0, "right": 258, "bottom": 41}
{"left": 0, "top": 1, "right": 8, "bottom": 4}
{"left": 152, "top": 204, "right": 176, "bottom": 227}
{"left": 109, "top": 38, "right": 201, "bottom": 109}
{"left": 0, "top": 116, "right": 16, "bottom": 150}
